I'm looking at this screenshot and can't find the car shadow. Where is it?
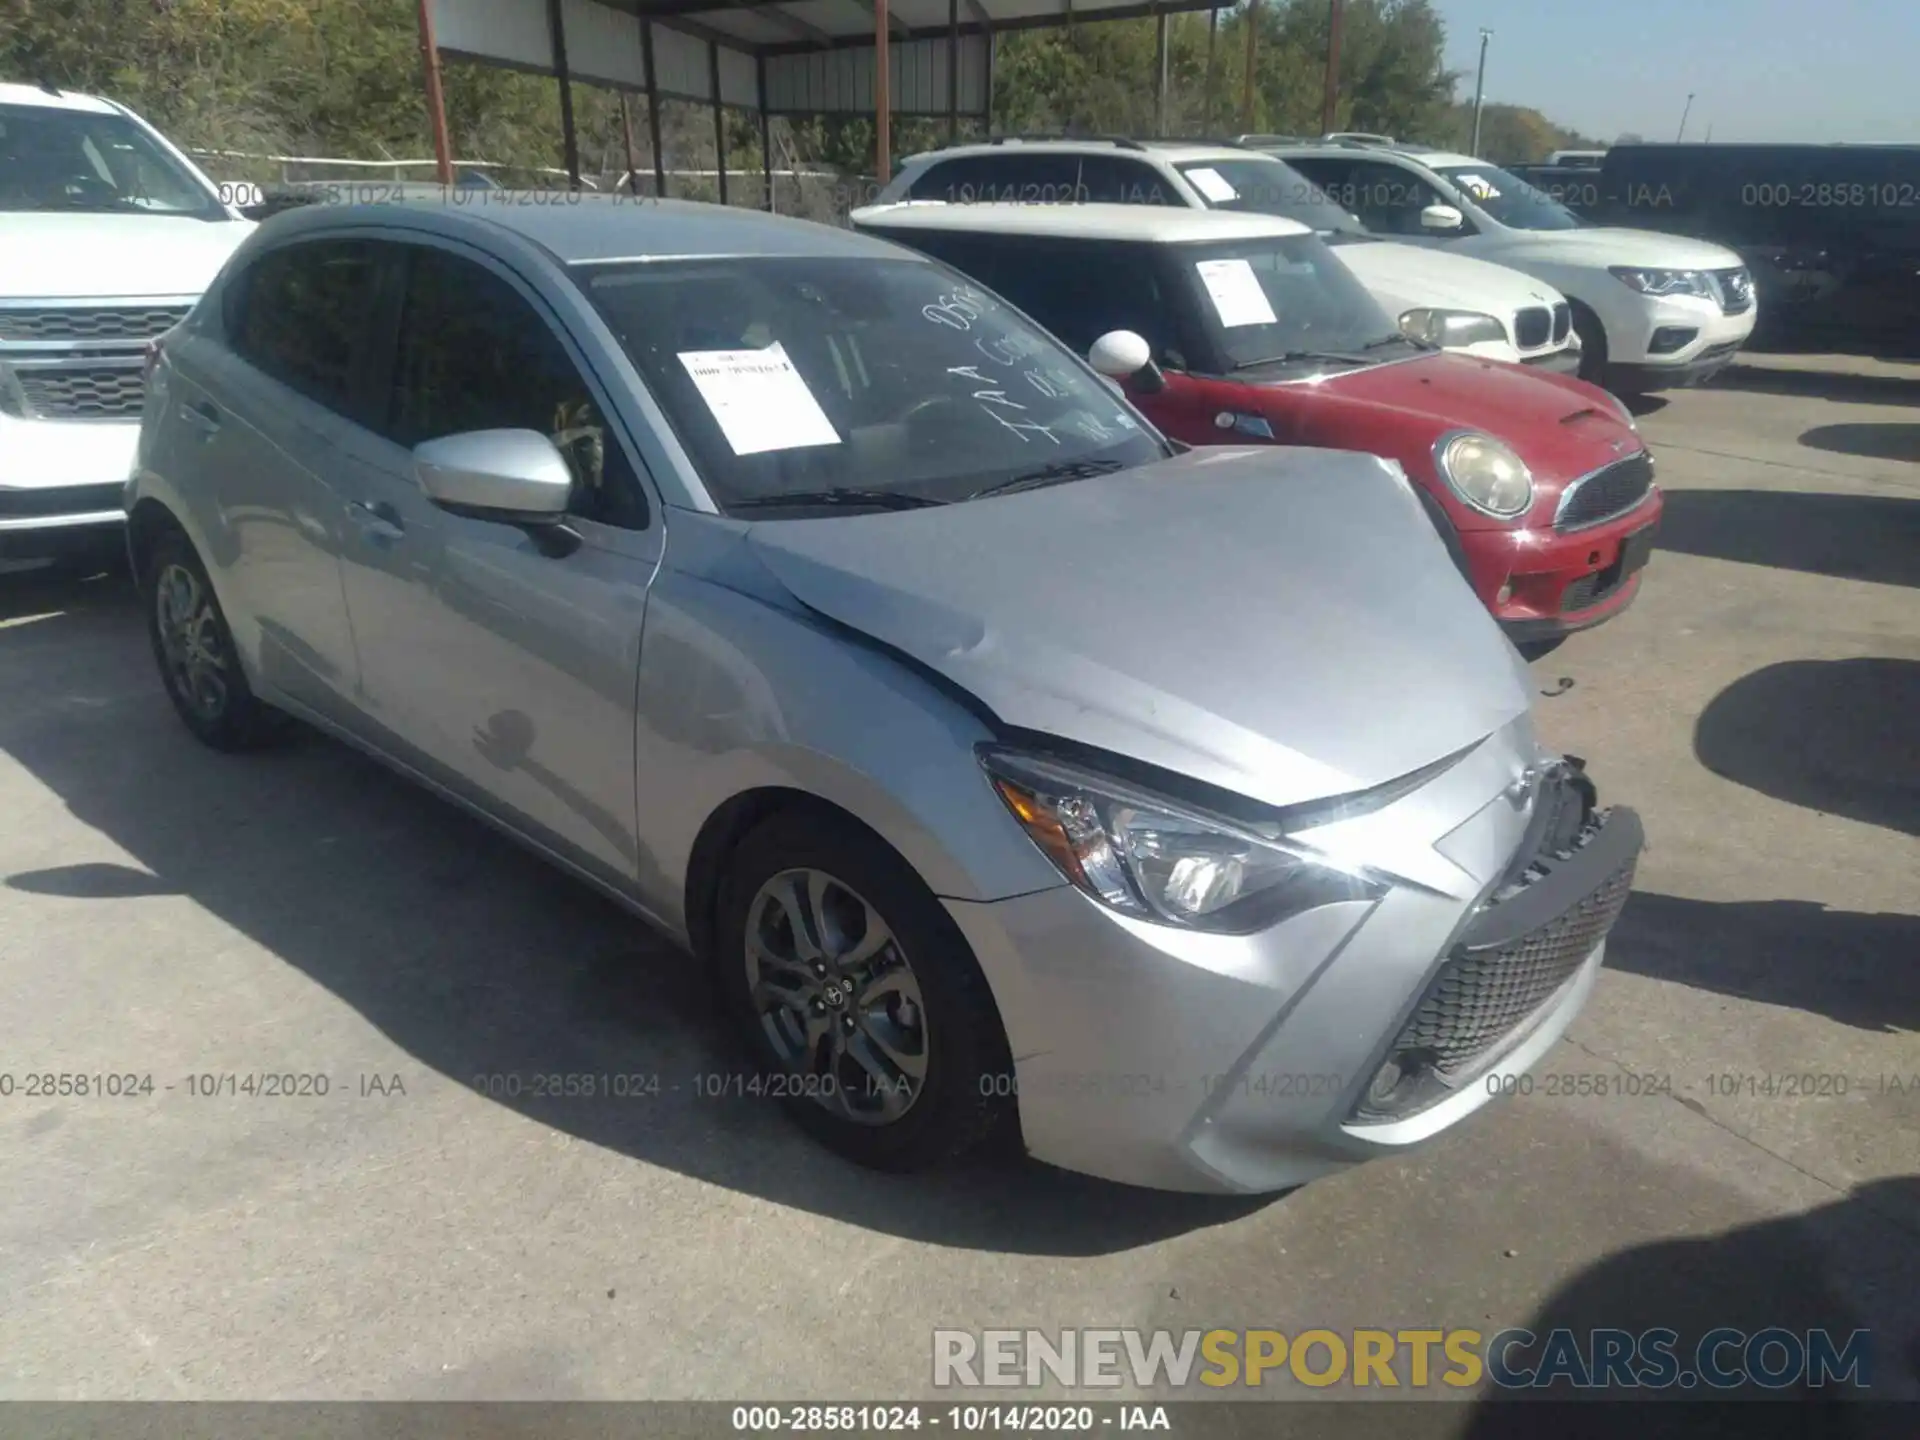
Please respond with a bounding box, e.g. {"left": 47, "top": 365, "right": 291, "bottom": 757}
{"left": 1623, "top": 394, "right": 1670, "bottom": 420}
{"left": 1695, "top": 658, "right": 1920, "bottom": 836}
{"left": 1655, "top": 490, "right": 1920, "bottom": 588}
{"left": 1457, "top": 1176, "right": 1920, "bottom": 1436}
{"left": 1800, "top": 423, "right": 1920, "bottom": 464}
{"left": 1606, "top": 891, "right": 1920, "bottom": 1036}
{"left": 0, "top": 574, "right": 1270, "bottom": 1256}
{"left": 1712, "top": 363, "right": 1920, "bottom": 408}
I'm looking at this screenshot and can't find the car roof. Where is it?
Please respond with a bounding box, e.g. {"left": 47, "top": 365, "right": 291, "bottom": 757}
{"left": 1274, "top": 143, "right": 1483, "bottom": 170}
{"left": 0, "top": 81, "right": 120, "bottom": 114}
{"left": 269, "top": 192, "right": 907, "bottom": 264}
{"left": 850, "top": 200, "right": 1313, "bottom": 243}
{"left": 901, "top": 139, "right": 1268, "bottom": 166}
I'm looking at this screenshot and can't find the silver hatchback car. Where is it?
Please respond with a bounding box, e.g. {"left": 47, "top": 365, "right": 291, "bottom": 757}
{"left": 128, "top": 196, "right": 1642, "bottom": 1194}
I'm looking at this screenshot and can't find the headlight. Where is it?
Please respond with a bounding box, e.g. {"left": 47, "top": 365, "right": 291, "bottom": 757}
{"left": 1398, "top": 308, "right": 1509, "bottom": 349}
{"left": 1609, "top": 266, "right": 1715, "bottom": 299}
{"left": 1433, "top": 430, "right": 1534, "bottom": 518}
{"left": 979, "top": 749, "right": 1383, "bottom": 934}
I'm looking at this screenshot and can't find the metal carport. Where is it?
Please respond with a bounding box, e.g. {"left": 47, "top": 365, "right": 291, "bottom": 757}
{"left": 415, "top": 0, "right": 1236, "bottom": 205}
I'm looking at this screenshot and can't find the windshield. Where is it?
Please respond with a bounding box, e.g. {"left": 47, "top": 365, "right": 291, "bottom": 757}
{"left": 578, "top": 256, "right": 1165, "bottom": 515}
{"left": 1433, "top": 162, "right": 1584, "bottom": 231}
{"left": 0, "top": 104, "right": 225, "bottom": 216}
{"left": 1175, "top": 158, "right": 1371, "bottom": 237}
{"left": 1166, "top": 234, "right": 1407, "bottom": 373}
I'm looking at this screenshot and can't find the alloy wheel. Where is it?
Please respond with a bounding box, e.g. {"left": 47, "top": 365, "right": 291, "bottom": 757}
{"left": 744, "top": 867, "right": 929, "bottom": 1125}
{"left": 154, "top": 561, "right": 230, "bottom": 722}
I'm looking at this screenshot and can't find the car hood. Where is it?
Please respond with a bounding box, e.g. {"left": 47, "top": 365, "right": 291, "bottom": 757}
{"left": 1301, "top": 352, "right": 1641, "bottom": 511}
{"left": 0, "top": 213, "right": 254, "bottom": 298}
{"left": 738, "top": 447, "right": 1532, "bottom": 810}
{"left": 1485, "top": 225, "right": 1745, "bottom": 271}
{"left": 1340, "top": 240, "right": 1563, "bottom": 315}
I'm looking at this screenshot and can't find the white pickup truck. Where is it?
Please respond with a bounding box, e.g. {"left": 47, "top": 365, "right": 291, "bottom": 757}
{"left": 0, "top": 81, "right": 254, "bottom": 568}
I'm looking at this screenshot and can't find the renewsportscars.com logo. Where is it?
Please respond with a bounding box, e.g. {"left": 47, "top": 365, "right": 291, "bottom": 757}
{"left": 932, "top": 1327, "right": 1874, "bottom": 1392}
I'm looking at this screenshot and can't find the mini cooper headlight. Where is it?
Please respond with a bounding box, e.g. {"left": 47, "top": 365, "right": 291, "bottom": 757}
{"left": 1433, "top": 430, "right": 1535, "bottom": 518}
{"left": 1398, "top": 308, "right": 1509, "bottom": 349}
{"left": 979, "top": 749, "right": 1383, "bottom": 934}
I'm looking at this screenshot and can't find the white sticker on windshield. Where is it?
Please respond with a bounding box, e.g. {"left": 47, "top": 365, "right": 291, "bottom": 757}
{"left": 1195, "top": 258, "right": 1278, "bottom": 328}
{"left": 1455, "top": 172, "right": 1501, "bottom": 199}
{"left": 1186, "top": 167, "right": 1239, "bottom": 204}
{"left": 677, "top": 342, "right": 841, "bottom": 456}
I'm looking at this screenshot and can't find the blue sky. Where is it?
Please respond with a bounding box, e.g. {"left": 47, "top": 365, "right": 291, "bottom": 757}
{"left": 1432, "top": 0, "right": 1920, "bottom": 143}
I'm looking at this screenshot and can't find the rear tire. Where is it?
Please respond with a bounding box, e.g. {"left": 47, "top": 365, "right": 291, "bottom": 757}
{"left": 142, "top": 529, "right": 287, "bottom": 752}
{"left": 715, "top": 808, "right": 1015, "bottom": 1173}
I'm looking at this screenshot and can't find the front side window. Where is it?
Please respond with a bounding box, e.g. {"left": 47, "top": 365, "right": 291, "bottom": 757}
{"left": 906, "top": 154, "right": 1087, "bottom": 205}
{"left": 0, "top": 103, "right": 224, "bottom": 217}
{"left": 1161, "top": 234, "right": 1406, "bottom": 373}
{"left": 1432, "top": 162, "right": 1584, "bottom": 231}
{"left": 1076, "top": 157, "right": 1181, "bottom": 206}
{"left": 577, "top": 255, "right": 1166, "bottom": 514}
{"left": 1288, "top": 157, "right": 1454, "bottom": 238}
{"left": 228, "top": 241, "right": 381, "bottom": 416}
{"left": 384, "top": 246, "right": 647, "bottom": 528}
{"left": 1173, "top": 159, "right": 1369, "bottom": 237}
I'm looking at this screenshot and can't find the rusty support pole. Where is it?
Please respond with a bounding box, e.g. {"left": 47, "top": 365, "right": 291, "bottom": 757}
{"left": 620, "top": 93, "right": 640, "bottom": 195}
{"left": 1240, "top": 0, "right": 1258, "bottom": 134}
{"left": 416, "top": 0, "right": 454, "bottom": 184}
{"left": 1321, "top": 0, "right": 1342, "bottom": 136}
{"left": 874, "top": 0, "right": 892, "bottom": 187}
{"left": 947, "top": 0, "right": 959, "bottom": 142}
{"left": 1205, "top": 7, "right": 1217, "bottom": 134}
{"left": 709, "top": 42, "right": 729, "bottom": 204}
{"left": 640, "top": 19, "right": 666, "bottom": 198}
{"left": 546, "top": 0, "right": 581, "bottom": 187}
{"left": 758, "top": 57, "right": 775, "bottom": 211}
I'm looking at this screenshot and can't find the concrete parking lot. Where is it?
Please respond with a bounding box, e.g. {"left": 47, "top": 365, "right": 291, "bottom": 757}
{"left": 1, "top": 355, "right": 1915, "bottom": 1416}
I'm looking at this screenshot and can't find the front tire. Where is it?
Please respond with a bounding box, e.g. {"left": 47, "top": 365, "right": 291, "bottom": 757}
{"left": 1571, "top": 303, "right": 1610, "bottom": 385}
{"left": 142, "top": 529, "right": 285, "bottom": 751}
{"left": 715, "top": 809, "right": 1015, "bottom": 1172}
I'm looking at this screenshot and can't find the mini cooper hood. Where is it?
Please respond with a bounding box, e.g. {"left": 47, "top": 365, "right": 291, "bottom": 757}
{"left": 1341, "top": 240, "right": 1561, "bottom": 315}
{"left": 742, "top": 447, "right": 1533, "bottom": 810}
{"left": 0, "top": 213, "right": 254, "bottom": 299}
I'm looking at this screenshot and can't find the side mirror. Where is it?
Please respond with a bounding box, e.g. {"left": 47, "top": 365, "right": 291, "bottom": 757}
{"left": 1088, "top": 329, "right": 1164, "bottom": 394}
{"left": 1420, "top": 203, "right": 1465, "bottom": 232}
{"left": 413, "top": 429, "right": 580, "bottom": 555}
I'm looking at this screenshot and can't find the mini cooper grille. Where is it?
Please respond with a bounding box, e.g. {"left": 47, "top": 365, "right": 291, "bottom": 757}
{"left": 15, "top": 366, "right": 148, "bottom": 419}
{"left": 0, "top": 305, "right": 190, "bottom": 344}
{"left": 1552, "top": 302, "right": 1572, "bottom": 342}
{"left": 1514, "top": 307, "right": 1552, "bottom": 349}
{"left": 1556, "top": 452, "right": 1653, "bottom": 532}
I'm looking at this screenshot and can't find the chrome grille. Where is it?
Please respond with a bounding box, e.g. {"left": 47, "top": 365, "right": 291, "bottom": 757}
{"left": 1556, "top": 452, "right": 1654, "bottom": 531}
{"left": 15, "top": 365, "right": 148, "bottom": 419}
{"left": 0, "top": 305, "right": 190, "bottom": 344}
{"left": 1514, "top": 306, "right": 1552, "bottom": 349}
{"left": 1712, "top": 268, "right": 1754, "bottom": 316}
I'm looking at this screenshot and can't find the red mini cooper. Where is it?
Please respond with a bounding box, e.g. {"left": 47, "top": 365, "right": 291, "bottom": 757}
{"left": 852, "top": 202, "right": 1662, "bottom": 650}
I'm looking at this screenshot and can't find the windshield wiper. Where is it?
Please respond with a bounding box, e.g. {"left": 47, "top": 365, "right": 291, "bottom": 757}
{"left": 729, "top": 487, "right": 945, "bottom": 513}
{"left": 967, "top": 457, "right": 1126, "bottom": 500}
{"left": 1230, "top": 349, "right": 1375, "bottom": 372}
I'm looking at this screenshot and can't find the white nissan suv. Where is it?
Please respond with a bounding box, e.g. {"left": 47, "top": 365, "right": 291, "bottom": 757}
{"left": 1261, "top": 139, "right": 1758, "bottom": 392}
{"left": 872, "top": 138, "right": 1585, "bottom": 372}
{"left": 0, "top": 81, "right": 254, "bottom": 568}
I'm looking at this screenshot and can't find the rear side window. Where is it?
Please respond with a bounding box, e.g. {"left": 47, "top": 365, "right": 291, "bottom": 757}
{"left": 226, "top": 240, "right": 380, "bottom": 416}
{"left": 1076, "top": 156, "right": 1180, "bottom": 206}
{"left": 906, "top": 154, "right": 1086, "bottom": 204}
{"left": 382, "top": 245, "right": 647, "bottom": 528}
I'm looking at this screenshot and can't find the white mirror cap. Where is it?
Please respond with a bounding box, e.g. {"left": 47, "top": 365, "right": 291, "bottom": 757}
{"left": 1421, "top": 204, "right": 1465, "bottom": 229}
{"left": 1088, "top": 330, "right": 1153, "bottom": 378}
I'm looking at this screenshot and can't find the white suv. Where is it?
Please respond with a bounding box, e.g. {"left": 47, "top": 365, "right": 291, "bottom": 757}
{"left": 0, "top": 82, "right": 254, "bottom": 567}
{"left": 872, "top": 139, "right": 1584, "bottom": 372}
{"left": 1261, "top": 140, "right": 1758, "bottom": 391}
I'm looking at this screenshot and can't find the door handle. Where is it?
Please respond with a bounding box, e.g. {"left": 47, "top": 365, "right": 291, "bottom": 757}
{"left": 347, "top": 499, "right": 405, "bottom": 541}
{"left": 180, "top": 400, "right": 221, "bottom": 437}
